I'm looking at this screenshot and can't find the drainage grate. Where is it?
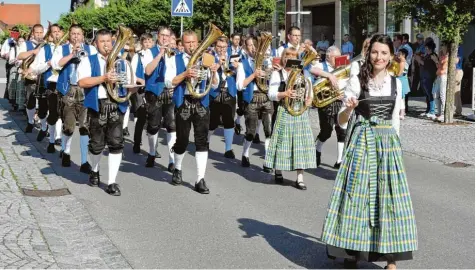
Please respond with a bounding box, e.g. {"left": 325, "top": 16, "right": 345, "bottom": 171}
{"left": 21, "top": 188, "right": 71, "bottom": 197}
{"left": 444, "top": 162, "right": 472, "bottom": 168}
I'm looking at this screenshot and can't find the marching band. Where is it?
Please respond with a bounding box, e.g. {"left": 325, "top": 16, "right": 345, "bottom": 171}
{"left": 3, "top": 21, "right": 418, "bottom": 269}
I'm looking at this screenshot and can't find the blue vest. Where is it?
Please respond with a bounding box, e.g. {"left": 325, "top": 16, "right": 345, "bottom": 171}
{"left": 210, "top": 69, "right": 237, "bottom": 98}
{"left": 144, "top": 46, "right": 166, "bottom": 95}
{"left": 25, "top": 41, "right": 35, "bottom": 51}
{"left": 173, "top": 55, "right": 209, "bottom": 108}
{"left": 83, "top": 54, "right": 128, "bottom": 113}
{"left": 56, "top": 44, "right": 92, "bottom": 95}
{"left": 41, "top": 45, "right": 53, "bottom": 89}
{"left": 241, "top": 57, "right": 255, "bottom": 103}
{"left": 227, "top": 46, "right": 242, "bottom": 57}
{"left": 135, "top": 53, "right": 145, "bottom": 80}
{"left": 322, "top": 61, "right": 329, "bottom": 72}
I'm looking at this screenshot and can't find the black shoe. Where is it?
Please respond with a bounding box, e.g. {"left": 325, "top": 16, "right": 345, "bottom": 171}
{"left": 145, "top": 154, "right": 155, "bottom": 167}
{"left": 133, "top": 143, "right": 140, "bottom": 154}
{"left": 106, "top": 183, "right": 121, "bottom": 196}
{"left": 316, "top": 151, "right": 321, "bottom": 167}
{"left": 241, "top": 156, "right": 250, "bottom": 167}
{"left": 155, "top": 152, "right": 161, "bottom": 158}
{"left": 275, "top": 174, "right": 284, "bottom": 184}
{"left": 25, "top": 123, "right": 33, "bottom": 133}
{"left": 80, "top": 162, "right": 92, "bottom": 174}
{"left": 224, "top": 150, "right": 235, "bottom": 159}
{"left": 295, "top": 181, "right": 307, "bottom": 190}
{"left": 343, "top": 259, "right": 358, "bottom": 269}
{"left": 89, "top": 171, "right": 100, "bottom": 187}
{"left": 253, "top": 134, "right": 261, "bottom": 144}
{"left": 171, "top": 169, "right": 183, "bottom": 185}
{"left": 333, "top": 162, "right": 341, "bottom": 169}
{"left": 194, "top": 179, "right": 210, "bottom": 194}
{"left": 263, "top": 165, "right": 273, "bottom": 173}
{"left": 37, "top": 129, "right": 47, "bottom": 142}
{"left": 54, "top": 139, "right": 61, "bottom": 146}
{"left": 234, "top": 123, "right": 241, "bottom": 135}
{"left": 47, "top": 143, "right": 55, "bottom": 153}
{"left": 62, "top": 153, "right": 71, "bottom": 167}
{"left": 123, "top": 128, "right": 130, "bottom": 137}
{"left": 167, "top": 163, "right": 175, "bottom": 172}
{"left": 59, "top": 150, "right": 63, "bottom": 158}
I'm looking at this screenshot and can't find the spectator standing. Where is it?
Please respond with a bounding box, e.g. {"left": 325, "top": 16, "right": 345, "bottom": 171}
{"left": 433, "top": 43, "right": 449, "bottom": 122}
{"left": 316, "top": 34, "right": 329, "bottom": 61}
{"left": 341, "top": 34, "right": 354, "bottom": 59}
{"left": 454, "top": 45, "right": 464, "bottom": 116}
{"left": 415, "top": 41, "right": 439, "bottom": 119}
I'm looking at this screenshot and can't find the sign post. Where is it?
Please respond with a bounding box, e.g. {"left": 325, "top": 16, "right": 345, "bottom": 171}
{"left": 171, "top": 0, "right": 193, "bottom": 37}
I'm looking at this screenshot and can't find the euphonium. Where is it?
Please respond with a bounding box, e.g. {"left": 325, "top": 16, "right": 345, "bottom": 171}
{"left": 105, "top": 25, "right": 135, "bottom": 103}
{"left": 21, "top": 22, "right": 53, "bottom": 80}
{"left": 312, "top": 55, "right": 362, "bottom": 108}
{"left": 186, "top": 23, "right": 224, "bottom": 99}
{"left": 284, "top": 48, "right": 318, "bottom": 116}
{"left": 255, "top": 31, "right": 273, "bottom": 93}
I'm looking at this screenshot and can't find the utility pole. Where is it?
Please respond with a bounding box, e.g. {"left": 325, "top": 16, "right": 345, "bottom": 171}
{"left": 230, "top": 0, "right": 234, "bottom": 35}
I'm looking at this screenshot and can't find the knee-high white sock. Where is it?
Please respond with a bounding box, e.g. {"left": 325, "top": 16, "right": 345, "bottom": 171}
{"left": 315, "top": 139, "right": 324, "bottom": 152}
{"left": 55, "top": 119, "right": 62, "bottom": 140}
{"left": 256, "top": 120, "right": 262, "bottom": 135}
{"left": 108, "top": 153, "right": 122, "bottom": 185}
{"left": 174, "top": 153, "right": 185, "bottom": 170}
{"left": 148, "top": 133, "right": 158, "bottom": 156}
{"left": 208, "top": 130, "right": 214, "bottom": 143}
{"left": 48, "top": 124, "right": 56, "bottom": 143}
{"left": 337, "top": 142, "right": 345, "bottom": 163}
{"left": 90, "top": 153, "right": 102, "bottom": 172}
{"left": 134, "top": 117, "right": 138, "bottom": 124}
{"left": 297, "top": 169, "right": 304, "bottom": 183}
{"left": 264, "top": 138, "right": 270, "bottom": 155}
{"left": 224, "top": 128, "right": 234, "bottom": 152}
{"left": 40, "top": 118, "right": 47, "bottom": 131}
{"left": 242, "top": 139, "right": 252, "bottom": 157}
{"left": 235, "top": 115, "right": 242, "bottom": 124}
{"left": 166, "top": 132, "right": 176, "bottom": 164}
{"left": 27, "top": 109, "right": 35, "bottom": 124}
{"left": 63, "top": 135, "right": 73, "bottom": 154}
{"left": 123, "top": 107, "right": 130, "bottom": 129}
{"left": 80, "top": 135, "right": 89, "bottom": 165}
{"left": 195, "top": 151, "right": 208, "bottom": 183}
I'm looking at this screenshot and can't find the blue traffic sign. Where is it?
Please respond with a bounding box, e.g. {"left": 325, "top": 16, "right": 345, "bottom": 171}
{"left": 171, "top": 0, "right": 193, "bottom": 17}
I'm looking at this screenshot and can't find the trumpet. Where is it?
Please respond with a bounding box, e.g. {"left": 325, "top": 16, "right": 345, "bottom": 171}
{"left": 163, "top": 46, "right": 176, "bottom": 58}
{"left": 220, "top": 55, "right": 234, "bottom": 77}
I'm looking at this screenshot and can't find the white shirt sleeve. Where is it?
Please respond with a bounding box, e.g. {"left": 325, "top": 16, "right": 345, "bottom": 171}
{"left": 276, "top": 46, "right": 284, "bottom": 58}
{"left": 131, "top": 53, "right": 139, "bottom": 75}
{"left": 392, "top": 78, "right": 402, "bottom": 137}
{"left": 89, "top": 45, "right": 98, "bottom": 56}
{"left": 164, "top": 55, "right": 177, "bottom": 89}
{"left": 350, "top": 61, "right": 361, "bottom": 77}
{"left": 51, "top": 45, "right": 65, "bottom": 70}
{"left": 77, "top": 56, "right": 92, "bottom": 81}
{"left": 338, "top": 75, "right": 361, "bottom": 129}
{"left": 31, "top": 47, "right": 50, "bottom": 75}
{"left": 268, "top": 70, "right": 282, "bottom": 101}
{"left": 142, "top": 49, "right": 154, "bottom": 67}
{"left": 1, "top": 40, "right": 10, "bottom": 58}
{"left": 236, "top": 62, "right": 246, "bottom": 91}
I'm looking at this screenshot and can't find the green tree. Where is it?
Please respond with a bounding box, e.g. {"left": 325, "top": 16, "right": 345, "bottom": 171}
{"left": 393, "top": 0, "right": 474, "bottom": 123}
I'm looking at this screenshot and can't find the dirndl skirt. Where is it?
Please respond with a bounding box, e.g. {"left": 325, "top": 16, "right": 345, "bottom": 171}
{"left": 8, "top": 67, "right": 26, "bottom": 109}
{"left": 321, "top": 116, "right": 417, "bottom": 262}
{"left": 264, "top": 105, "right": 316, "bottom": 171}
{"left": 397, "top": 75, "right": 410, "bottom": 98}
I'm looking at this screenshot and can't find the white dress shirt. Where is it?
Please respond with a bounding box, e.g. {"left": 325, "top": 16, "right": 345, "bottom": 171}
{"left": 276, "top": 42, "right": 300, "bottom": 58}
{"left": 51, "top": 43, "right": 98, "bottom": 71}
{"left": 268, "top": 69, "right": 287, "bottom": 101}
{"left": 77, "top": 54, "right": 108, "bottom": 99}
{"left": 1, "top": 39, "right": 11, "bottom": 58}
{"left": 31, "top": 43, "right": 56, "bottom": 82}
{"left": 142, "top": 46, "right": 159, "bottom": 68}
{"left": 130, "top": 50, "right": 145, "bottom": 77}
{"left": 340, "top": 74, "right": 402, "bottom": 135}
{"left": 236, "top": 57, "right": 258, "bottom": 91}
{"left": 230, "top": 45, "right": 241, "bottom": 55}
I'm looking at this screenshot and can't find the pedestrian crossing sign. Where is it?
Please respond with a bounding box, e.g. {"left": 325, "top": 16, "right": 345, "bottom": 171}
{"left": 171, "top": 0, "right": 193, "bottom": 17}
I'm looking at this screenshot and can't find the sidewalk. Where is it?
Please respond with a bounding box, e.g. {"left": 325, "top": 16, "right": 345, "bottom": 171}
{"left": 0, "top": 100, "right": 130, "bottom": 269}
{"left": 308, "top": 97, "right": 475, "bottom": 166}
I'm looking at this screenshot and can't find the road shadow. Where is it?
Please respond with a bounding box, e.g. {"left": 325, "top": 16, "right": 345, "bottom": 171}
{"left": 237, "top": 218, "right": 383, "bottom": 269}
{"left": 307, "top": 164, "right": 339, "bottom": 181}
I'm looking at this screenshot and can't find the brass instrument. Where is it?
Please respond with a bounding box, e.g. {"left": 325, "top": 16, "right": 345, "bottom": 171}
{"left": 185, "top": 23, "right": 224, "bottom": 99}
{"left": 105, "top": 25, "right": 135, "bottom": 103}
{"left": 284, "top": 48, "right": 318, "bottom": 116}
{"left": 220, "top": 55, "right": 234, "bottom": 77}
{"left": 387, "top": 60, "right": 400, "bottom": 76}
{"left": 255, "top": 31, "right": 273, "bottom": 93}
{"left": 312, "top": 55, "right": 362, "bottom": 108}
{"left": 164, "top": 47, "right": 176, "bottom": 58}
{"left": 21, "top": 22, "right": 52, "bottom": 80}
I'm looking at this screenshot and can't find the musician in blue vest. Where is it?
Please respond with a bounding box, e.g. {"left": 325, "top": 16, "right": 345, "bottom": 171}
{"left": 208, "top": 37, "right": 239, "bottom": 159}
{"left": 77, "top": 29, "right": 135, "bottom": 196}
{"left": 142, "top": 26, "right": 177, "bottom": 171}
{"left": 17, "top": 24, "right": 44, "bottom": 134}
{"left": 30, "top": 24, "right": 63, "bottom": 147}
{"left": 52, "top": 24, "right": 97, "bottom": 172}
{"left": 130, "top": 33, "right": 153, "bottom": 153}
{"left": 228, "top": 33, "right": 242, "bottom": 56}
{"left": 236, "top": 36, "right": 274, "bottom": 170}
{"left": 308, "top": 45, "right": 346, "bottom": 169}
{"left": 229, "top": 33, "right": 247, "bottom": 136}
{"left": 276, "top": 26, "right": 301, "bottom": 58}
{"left": 164, "top": 30, "right": 219, "bottom": 194}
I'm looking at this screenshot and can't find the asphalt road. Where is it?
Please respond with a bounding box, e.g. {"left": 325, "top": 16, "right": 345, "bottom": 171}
{"left": 0, "top": 60, "right": 474, "bottom": 269}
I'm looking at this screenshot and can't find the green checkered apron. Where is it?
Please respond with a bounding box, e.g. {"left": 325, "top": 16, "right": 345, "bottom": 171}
{"left": 321, "top": 78, "right": 417, "bottom": 259}
{"left": 8, "top": 67, "right": 19, "bottom": 105}
{"left": 15, "top": 74, "right": 26, "bottom": 110}
{"left": 264, "top": 105, "right": 316, "bottom": 171}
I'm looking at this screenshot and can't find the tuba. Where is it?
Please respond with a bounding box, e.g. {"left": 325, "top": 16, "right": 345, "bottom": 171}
{"left": 185, "top": 23, "right": 224, "bottom": 99}
{"left": 284, "top": 48, "right": 318, "bottom": 116}
{"left": 105, "top": 25, "right": 135, "bottom": 103}
{"left": 254, "top": 31, "right": 273, "bottom": 93}
{"left": 312, "top": 55, "right": 362, "bottom": 108}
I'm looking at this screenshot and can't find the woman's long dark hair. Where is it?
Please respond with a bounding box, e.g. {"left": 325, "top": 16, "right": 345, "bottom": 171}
{"left": 358, "top": 34, "right": 394, "bottom": 91}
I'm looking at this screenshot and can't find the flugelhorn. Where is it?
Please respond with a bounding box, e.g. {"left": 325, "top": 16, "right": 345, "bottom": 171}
{"left": 185, "top": 23, "right": 224, "bottom": 99}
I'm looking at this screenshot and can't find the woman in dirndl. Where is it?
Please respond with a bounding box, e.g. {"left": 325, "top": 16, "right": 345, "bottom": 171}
{"left": 264, "top": 47, "right": 316, "bottom": 190}
{"left": 8, "top": 36, "right": 26, "bottom": 111}
{"left": 321, "top": 34, "right": 417, "bottom": 269}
